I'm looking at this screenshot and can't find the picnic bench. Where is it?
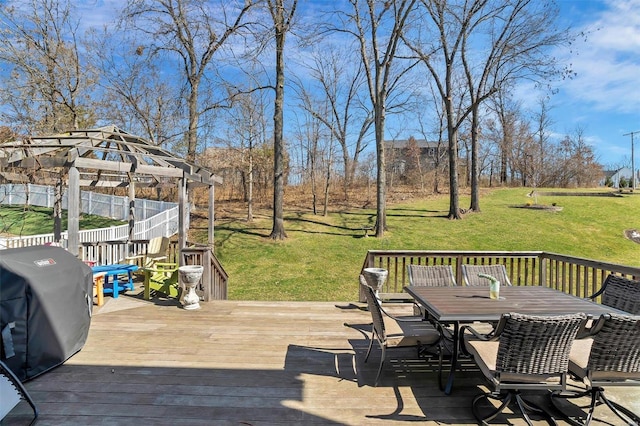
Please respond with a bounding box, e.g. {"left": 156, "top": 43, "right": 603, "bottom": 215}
{"left": 91, "top": 264, "right": 139, "bottom": 298}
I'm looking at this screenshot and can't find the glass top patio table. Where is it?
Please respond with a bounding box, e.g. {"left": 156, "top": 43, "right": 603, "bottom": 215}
{"left": 404, "top": 285, "right": 625, "bottom": 395}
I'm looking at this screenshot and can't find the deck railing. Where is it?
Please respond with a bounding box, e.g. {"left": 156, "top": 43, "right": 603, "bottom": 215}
{"left": 79, "top": 239, "right": 228, "bottom": 300}
{"left": 360, "top": 250, "right": 640, "bottom": 303}
{"left": 0, "top": 206, "right": 181, "bottom": 250}
{"left": 182, "top": 243, "right": 228, "bottom": 301}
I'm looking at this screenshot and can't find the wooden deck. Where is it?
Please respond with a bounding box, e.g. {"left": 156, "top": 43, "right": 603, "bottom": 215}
{"left": 5, "top": 293, "right": 640, "bottom": 425}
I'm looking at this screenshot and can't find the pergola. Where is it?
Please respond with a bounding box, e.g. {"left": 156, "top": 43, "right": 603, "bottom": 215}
{"left": 0, "top": 125, "right": 221, "bottom": 258}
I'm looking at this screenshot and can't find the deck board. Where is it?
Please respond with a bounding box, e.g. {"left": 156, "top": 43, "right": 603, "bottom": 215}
{"left": 4, "top": 295, "right": 640, "bottom": 425}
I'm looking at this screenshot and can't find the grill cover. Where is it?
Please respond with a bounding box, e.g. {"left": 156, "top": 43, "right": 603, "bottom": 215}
{"left": 1, "top": 245, "right": 93, "bottom": 381}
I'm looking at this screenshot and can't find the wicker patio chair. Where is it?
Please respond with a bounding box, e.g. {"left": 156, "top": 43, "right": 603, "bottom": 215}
{"left": 550, "top": 313, "right": 640, "bottom": 425}
{"left": 0, "top": 360, "right": 37, "bottom": 425}
{"left": 407, "top": 264, "right": 457, "bottom": 287}
{"left": 360, "top": 275, "right": 442, "bottom": 386}
{"left": 461, "top": 312, "right": 586, "bottom": 424}
{"left": 406, "top": 264, "right": 458, "bottom": 350}
{"left": 407, "top": 264, "right": 457, "bottom": 316}
{"left": 587, "top": 274, "right": 640, "bottom": 314}
{"left": 462, "top": 264, "right": 512, "bottom": 287}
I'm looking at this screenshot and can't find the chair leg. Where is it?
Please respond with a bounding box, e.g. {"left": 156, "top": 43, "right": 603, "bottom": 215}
{"left": 474, "top": 391, "right": 556, "bottom": 425}
{"left": 596, "top": 388, "right": 640, "bottom": 426}
{"left": 0, "top": 361, "right": 38, "bottom": 425}
{"left": 373, "top": 345, "right": 386, "bottom": 387}
{"left": 364, "top": 327, "right": 375, "bottom": 363}
{"left": 551, "top": 387, "right": 640, "bottom": 426}
{"left": 550, "top": 389, "right": 592, "bottom": 426}
{"left": 515, "top": 393, "right": 557, "bottom": 426}
{"left": 472, "top": 391, "right": 513, "bottom": 424}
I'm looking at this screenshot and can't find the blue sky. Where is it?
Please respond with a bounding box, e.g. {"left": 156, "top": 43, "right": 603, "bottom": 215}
{"left": 549, "top": 0, "right": 640, "bottom": 168}
{"left": 75, "top": 0, "right": 639, "bottom": 169}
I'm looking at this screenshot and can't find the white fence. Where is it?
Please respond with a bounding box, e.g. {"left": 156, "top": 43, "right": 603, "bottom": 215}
{"left": 0, "top": 183, "right": 176, "bottom": 220}
{"left": 0, "top": 184, "right": 187, "bottom": 251}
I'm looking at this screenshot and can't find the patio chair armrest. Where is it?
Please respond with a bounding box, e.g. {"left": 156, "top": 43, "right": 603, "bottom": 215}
{"left": 143, "top": 262, "right": 178, "bottom": 273}
{"left": 378, "top": 304, "right": 422, "bottom": 322}
{"left": 576, "top": 313, "right": 609, "bottom": 339}
{"left": 586, "top": 273, "right": 615, "bottom": 300}
{"left": 459, "top": 323, "right": 500, "bottom": 358}
{"left": 124, "top": 255, "right": 148, "bottom": 269}
{"left": 586, "top": 286, "right": 605, "bottom": 301}
{"left": 154, "top": 261, "right": 177, "bottom": 268}
{"left": 460, "top": 324, "right": 498, "bottom": 342}
{"left": 147, "top": 254, "right": 168, "bottom": 261}
{"left": 124, "top": 254, "right": 144, "bottom": 262}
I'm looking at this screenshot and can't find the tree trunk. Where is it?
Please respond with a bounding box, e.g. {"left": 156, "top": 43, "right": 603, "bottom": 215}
{"left": 446, "top": 100, "right": 462, "bottom": 220}
{"left": 247, "top": 150, "right": 254, "bottom": 222}
{"left": 186, "top": 82, "right": 199, "bottom": 163}
{"left": 375, "top": 105, "right": 386, "bottom": 237}
{"left": 269, "top": 1, "right": 288, "bottom": 240}
{"left": 469, "top": 105, "right": 481, "bottom": 212}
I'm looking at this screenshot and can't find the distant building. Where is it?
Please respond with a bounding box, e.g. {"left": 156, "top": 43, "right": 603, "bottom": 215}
{"left": 384, "top": 139, "right": 447, "bottom": 176}
{"left": 602, "top": 167, "right": 638, "bottom": 188}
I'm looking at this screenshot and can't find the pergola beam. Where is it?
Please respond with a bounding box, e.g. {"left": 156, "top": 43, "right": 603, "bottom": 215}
{"left": 0, "top": 125, "right": 222, "bottom": 258}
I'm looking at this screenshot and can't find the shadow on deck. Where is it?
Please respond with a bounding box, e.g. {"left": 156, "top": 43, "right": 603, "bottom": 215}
{"left": 4, "top": 295, "right": 639, "bottom": 425}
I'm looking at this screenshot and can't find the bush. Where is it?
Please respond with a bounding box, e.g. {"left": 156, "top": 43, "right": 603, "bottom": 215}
{"left": 619, "top": 176, "right": 629, "bottom": 188}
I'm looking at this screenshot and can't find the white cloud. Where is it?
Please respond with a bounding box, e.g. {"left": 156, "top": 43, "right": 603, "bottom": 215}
{"left": 560, "top": 0, "right": 640, "bottom": 113}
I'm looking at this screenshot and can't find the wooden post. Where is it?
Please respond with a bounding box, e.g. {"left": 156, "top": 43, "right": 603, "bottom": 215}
{"left": 67, "top": 166, "right": 80, "bottom": 256}
{"left": 178, "top": 176, "right": 187, "bottom": 265}
{"left": 53, "top": 175, "right": 63, "bottom": 243}
{"left": 128, "top": 178, "right": 136, "bottom": 241}
{"left": 208, "top": 183, "right": 215, "bottom": 249}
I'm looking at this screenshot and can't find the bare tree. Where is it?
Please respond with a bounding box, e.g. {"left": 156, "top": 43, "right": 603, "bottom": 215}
{"left": 486, "top": 90, "right": 522, "bottom": 184}
{"left": 405, "top": 0, "right": 571, "bottom": 217}
{"left": 223, "top": 88, "right": 270, "bottom": 222}
{"left": 87, "top": 29, "right": 184, "bottom": 148}
{"left": 530, "top": 96, "right": 554, "bottom": 187}
{"left": 460, "top": 0, "right": 570, "bottom": 212}
{"left": 402, "top": 0, "right": 477, "bottom": 219}
{"left": 0, "top": 0, "right": 96, "bottom": 133}
{"left": 294, "top": 45, "right": 373, "bottom": 200}
{"left": 554, "top": 126, "right": 602, "bottom": 188}
{"left": 331, "top": 0, "right": 417, "bottom": 237}
{"left": 412, "top": 85, "right": 448, "bottom": 194}
{"left": 265, "top": 0, "right": 297, "bottom": 240}
{"left": 291, "top": 97, "right": 327, "bottom": 215}
{"left": 121, "top": 0, "right": 256, "bottom": 162}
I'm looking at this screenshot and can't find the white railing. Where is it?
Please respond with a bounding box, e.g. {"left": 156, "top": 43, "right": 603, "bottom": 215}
{"left": 0, "top": 183, "right": 177, "bottom": 221}
{"left": 0, "top": 184, "right": 186, "bottom": 253}
{"left": 0, "top": 206, "right": 182, "bottom": 250}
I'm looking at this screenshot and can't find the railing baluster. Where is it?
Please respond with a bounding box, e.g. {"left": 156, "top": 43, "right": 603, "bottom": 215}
{"left": 359, "top": 250, "right": 640, "bottom": 303}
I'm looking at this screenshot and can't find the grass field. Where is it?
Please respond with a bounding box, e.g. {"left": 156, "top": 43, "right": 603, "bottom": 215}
{"left": 0, "top": 205, "right": 125, "bottom": 236}
{"left": 4, "top": 188, "right": 640, "bottom": 301}
{"left": 188, "top": 187, "right": 640, "bottom": 301}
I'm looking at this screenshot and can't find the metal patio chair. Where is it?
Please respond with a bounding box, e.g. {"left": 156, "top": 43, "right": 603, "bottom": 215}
{"left": 360, "top": 276, "right": 442, "bottom": 386}
{"left": 407, "top": 264, "right": 457, "bottom": 287}
{"left": 462, "top": 264, "right": 512, "bottom": 287}
{"left": 0, "top": 360, "right": 38, "bottom": 425}
{"left": 550, "top": 313, "right": 640, "bottom": 425}
{"left": 587, "top": 274, "right": 640, "bottom": 314}
{"left": 462, "top": 312, "right": 586, "bottom": 424}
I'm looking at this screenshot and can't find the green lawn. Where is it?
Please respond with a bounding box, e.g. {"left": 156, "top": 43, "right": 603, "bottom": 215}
{"left": 194, "top": 188, "right": 640, "bottom": 301}
{"left": 4, "top": 189, "right": 639, "bottom": 302}
{"left": 0, "top": 205, "right": 125, "bottom": 235}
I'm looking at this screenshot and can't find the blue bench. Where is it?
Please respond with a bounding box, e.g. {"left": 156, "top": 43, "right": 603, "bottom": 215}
{"left": 91, "top": 264, "right": 139, "bottom": 298}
